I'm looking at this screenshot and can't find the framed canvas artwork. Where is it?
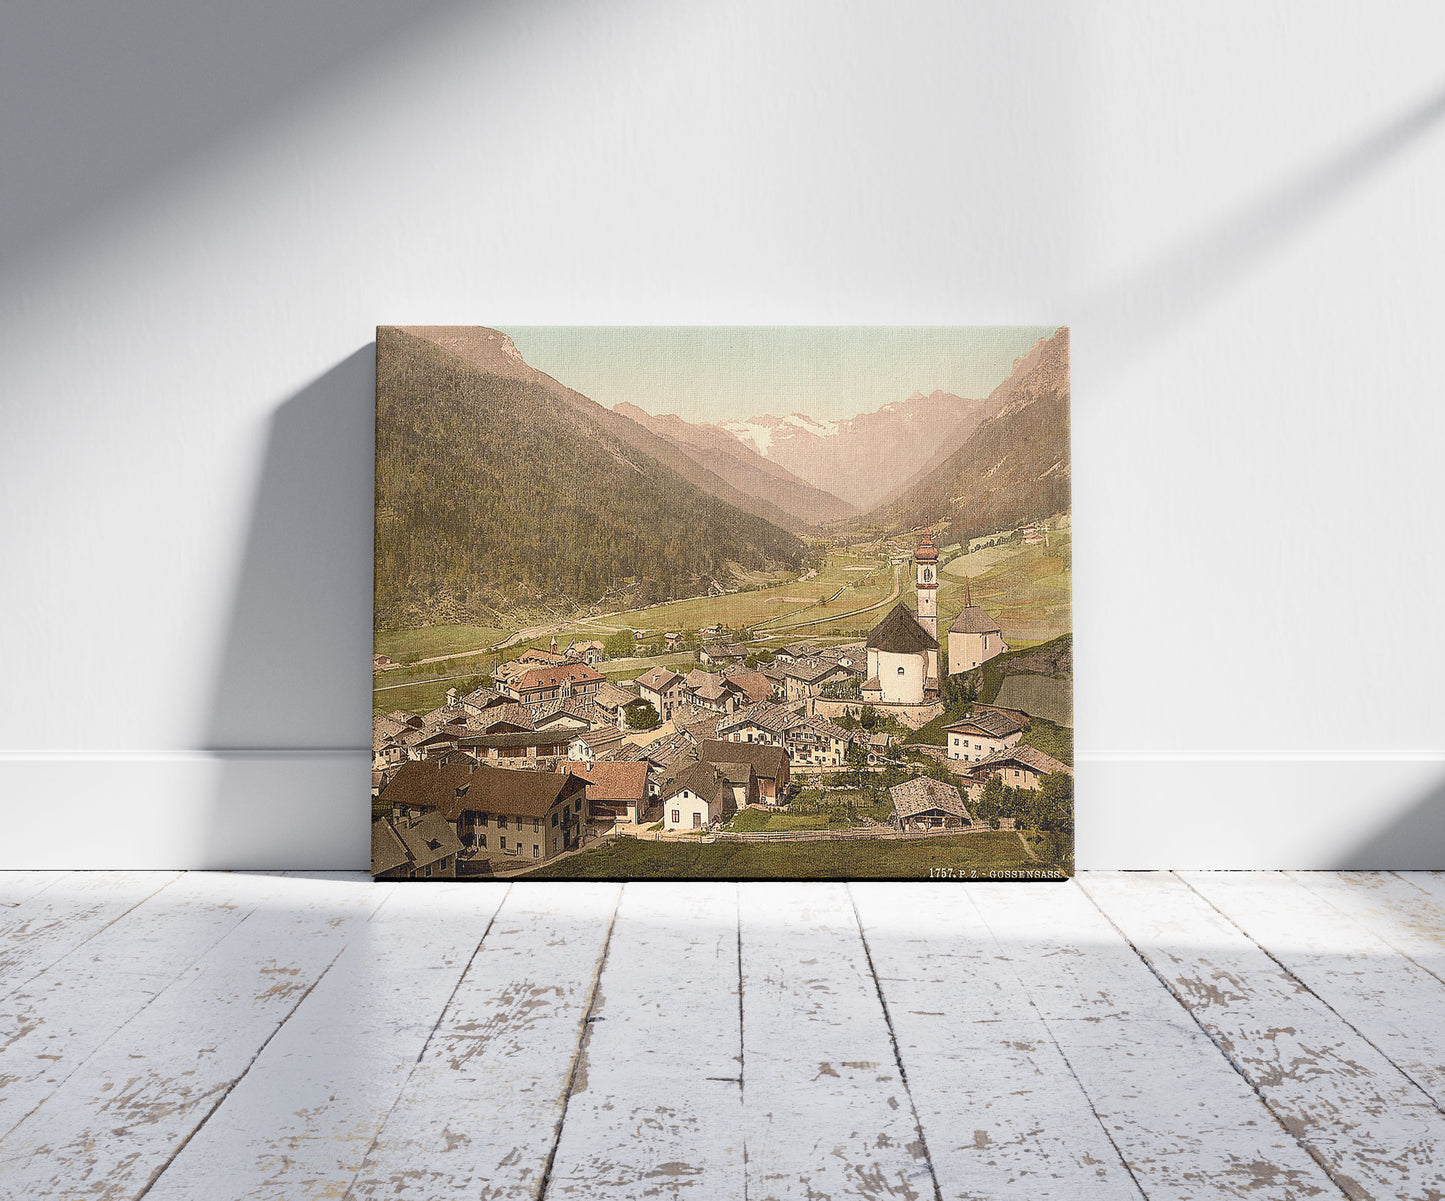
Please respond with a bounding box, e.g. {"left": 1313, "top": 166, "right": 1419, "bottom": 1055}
{"left": 372, "top": 326, "right": 1072, "bottom": 880}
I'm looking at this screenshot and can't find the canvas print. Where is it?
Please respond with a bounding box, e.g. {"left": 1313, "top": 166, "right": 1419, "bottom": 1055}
{"left": 373, "top": 326, "right": 1072, "bottom": 880}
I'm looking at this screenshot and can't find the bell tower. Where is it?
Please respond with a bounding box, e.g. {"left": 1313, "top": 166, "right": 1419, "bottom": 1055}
{"left": 914, "top": 530, "right": 938, "bottom": 640}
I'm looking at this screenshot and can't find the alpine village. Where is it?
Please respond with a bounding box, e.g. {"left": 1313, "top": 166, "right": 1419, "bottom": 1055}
{"left": 373, "top": 326, "right": 1072, "bottom": 880}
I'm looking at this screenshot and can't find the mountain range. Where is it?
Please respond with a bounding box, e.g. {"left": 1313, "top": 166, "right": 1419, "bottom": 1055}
{"left": 374, "top": 324, "right": 1068, "bottom": 627}
{"left": 860, "top": 326, "right": 1070, "bottom": 540}
{"left": 612, "top": 402, "right": 856, "bottom": 526}
{"left": 701, "top": 390, "right": 995, "bottom": 512}
{"left": 374, "top": 327, "right": 806, "bottom": 627}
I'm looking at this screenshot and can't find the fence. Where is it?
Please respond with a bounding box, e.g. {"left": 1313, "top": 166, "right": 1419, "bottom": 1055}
{"left": 706, "top": 824, "right": 999, "bottom": 845}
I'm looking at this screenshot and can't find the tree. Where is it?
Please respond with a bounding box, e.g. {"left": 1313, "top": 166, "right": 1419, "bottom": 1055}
{"left": 604, "top": 629, "right": 637, "bottom": 658}
{"left": 974, "top": 774, "right": 1005, "bottom": 828}
{"left": 859, "top": 704, "right": 879, "bottom": 731}
{"left": 625, "top": 701, "right": 660, "bottom": 731}
{"left": 845, "top": 743, "right": 871, "bottom": 789}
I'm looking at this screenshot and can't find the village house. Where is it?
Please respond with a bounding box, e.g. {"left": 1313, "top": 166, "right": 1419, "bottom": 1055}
{"left": 672, "top": 705, "right": 726, "bottom": 743}
{"left": 373, "top": 711, "right": 425, "bottom": 769}
{"left": 772, "top": 642, "right": 817, "bottom": 664}
{"left": 563, "top": 638, "right": 605, "bottom": 665}
{"left": 948, "top": 578, "right": 1007, "bottom": 673}
{"left": 889, "top": 777, "right": 971, "bottom": 831}
{"left": 458, "top": 684, "right": 511, "bottom": 715}
{"left": 718, "top": 668, "right": 775, "bottom": 702}
{"left": 716, "top": 702, "right": 856, "bottom": 767}
{"left": 530, "top": 703, "right": 597, "bottom": 733}
{"left": 505, "top": 663, "right": 606, "bottom": 707}
{"left": 945, "top": 708, "right": 1027, "bottom": 763}
{"left": 785, "top": 714, "right": 856, "bottom": 766}
{"left": 635, "top": 666, "right": 688, "bottom": 722}
{"left": 567, "top": 726, "right": 627, "bottom": 762}
{"left": 696, "top": 739, "right": 790, "bottom": 805}
{"left": 814, "top": 644, "right": 867, "bottom": 675}
{"left": 471, "top": 705, "right": 536, "bottom": 734}
{"left": 660, "top": 761, "right": 742, "bottom": 831}
{"left": 587, "top": 681, "right": 645, "bottom": 729}
{"left": 562, "top": 760, "right": 652, "bottom": 825}
{"left": 682, "top": 669, "right": 745, "bottom": 715}
{"left": 606, "top": 728, "right": 698, "bottom": 787}
{"left": 379, "top": 760, "right": 589, "bottom": 870}
{"left": 778, "top": 657, "right": 853, "bottom": 702}
{"left": 971, "top": 744, "right": 1073, "bottom": 791}
{"left": 698, "top": 642, "right": 747, "bottom": 667}
{"left": 371, "top": 811, "right": 464, "bottom": 879}
{"left": 456, "top": 729, "right": 573, "bottom": 767}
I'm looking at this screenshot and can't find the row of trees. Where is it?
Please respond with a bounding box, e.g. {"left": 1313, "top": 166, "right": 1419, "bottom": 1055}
{"left": 972, "top": 771, "right": 1074, "bottom": 866}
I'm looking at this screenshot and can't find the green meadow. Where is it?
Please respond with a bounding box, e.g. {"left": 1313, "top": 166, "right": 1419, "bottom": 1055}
{"left": 525, "top": 830, "right": 1060, "bottom": 880}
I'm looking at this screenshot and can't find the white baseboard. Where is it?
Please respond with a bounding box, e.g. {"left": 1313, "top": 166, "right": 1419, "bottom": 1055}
{"left": 1, "top": 751, "right": 1442, "bottom": 870}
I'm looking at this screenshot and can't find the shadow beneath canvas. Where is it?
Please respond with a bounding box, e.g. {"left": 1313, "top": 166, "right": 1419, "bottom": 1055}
{"left": 198, "top": 348, "right": 376, "bottom": 869}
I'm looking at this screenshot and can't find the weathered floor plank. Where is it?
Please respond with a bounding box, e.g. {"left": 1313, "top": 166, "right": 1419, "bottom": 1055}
{"left": 977, "top": 881, "right": 1342, "bottom": 1200}
{"left": 543, "top": 882, "right": 744, "bottom": 1198}
{"left": 1184, "top": 870, "right": 1445, "bottom": 1112}
{"left": 344, "top": 882, "right": 621, "bottom": 1200}
{"left": 0, "top": 871, "right": 293, "bottom": 1141}
{"left": 143, "top": 881, "right": 509, "bottom": 1201}
{"left": 1084, "top": 871, "right": 1445, "bottom": 1200}
{"left": 851, "top": 882, "right": 1143, "bottom": 1200}
{"left": 739, "top": 882, "right": 936, "bottom": 1201}
{"left": 0, "top": 873, "right": 390, "bottom": 1199}
{"left": 1288, "top": 872, "right": 1445, "bottom": 983}
{"left": 0, "top": 871, "right": 66, "bottom": 908}
{"left": 0, "top": 871, "right": 182, "bottom": 1001}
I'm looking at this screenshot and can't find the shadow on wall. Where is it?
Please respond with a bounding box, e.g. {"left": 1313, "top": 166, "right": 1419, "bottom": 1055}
{"left": 1335, "top": 776, "right": 1445, "bottom": 871}
{"left": 1079, "top": 82, "right": 1445, "bottom": 376}
{"left": 200, "top": 347, "right": 375, "bottom": 869}
{"left": 0, "top": 0, "right": 474, "bottom": 282}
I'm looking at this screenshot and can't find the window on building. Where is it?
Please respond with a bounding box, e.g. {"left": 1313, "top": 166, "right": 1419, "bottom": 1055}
{"left": 551, "top": 812, "right": 558, "bottom": 826}
{"left": 672, "top": 810, "right": 680, "bottom": 824}
{"left": 479, "top": 834, "right": 486, "bottom": 848}
{"left": 533, "top": 818, "right": 540, "bottom": 832}
{"left": 532, "top": 845, "right": 540, "bottom": 858}
{"left": 498, "top": 816, "right": 507, "bottom": 829}
{"left": 500, "top": 836, "right": 507, "bottom": 850}
{"left": 897, "top": 666, "right": 905, "bottom": 675}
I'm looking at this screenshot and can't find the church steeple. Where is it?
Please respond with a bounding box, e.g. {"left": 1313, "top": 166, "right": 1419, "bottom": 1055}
{"left": 914, "top": 530, "right": 938, "bottom": 640}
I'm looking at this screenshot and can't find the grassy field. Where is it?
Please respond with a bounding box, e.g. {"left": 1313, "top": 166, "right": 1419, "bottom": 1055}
{"left": 995, "top": 675, "right": 1073, "bottom": 728}
{"left": 373, "top": 651, "right": 495, "bottom": 690}
{"left": 938, "top": 529, "right": 1071, "bottom": 648}
{"left": 371, "top": 531, "right": 1070, "bottom": 720}
{"left": 725, "top": 810, "right": 844, "bottom": 832}
{"left": 372, "top": 674, "right": 493, "bottom": 717}
{"left": 524, "top": 831, "right": 1061, "bottom": 880}
{"left": 588, "top": 551, "right": 895, "bottom": 639}
{"left": 374, "top": 625, "right": 509, "bottom": 664}
{"left": 1019, "top": 716, "right": 1074, "bottom": 766}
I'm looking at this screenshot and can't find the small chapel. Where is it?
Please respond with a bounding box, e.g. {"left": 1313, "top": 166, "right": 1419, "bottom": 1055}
{"left": 861, "top": 532, "right": 942, "bottom": 706}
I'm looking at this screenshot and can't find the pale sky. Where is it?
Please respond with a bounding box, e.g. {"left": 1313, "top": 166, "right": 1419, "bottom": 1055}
{"left": 498, "top": 326, "right": 1061, "bottom": 424}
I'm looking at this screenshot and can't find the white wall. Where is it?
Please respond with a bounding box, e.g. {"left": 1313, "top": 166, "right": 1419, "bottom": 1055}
{"left": 2, "top": 1, "right": 1442, "bottom": 869}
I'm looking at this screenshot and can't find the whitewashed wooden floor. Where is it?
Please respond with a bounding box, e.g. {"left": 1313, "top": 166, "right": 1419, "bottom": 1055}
{"left": 2, "top": 873, "right": 1445, "bottom": 1199}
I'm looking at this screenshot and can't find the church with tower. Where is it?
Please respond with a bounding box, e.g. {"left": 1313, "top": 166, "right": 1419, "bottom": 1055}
{"left": 861, "top": 530, "right": 1006, "bottom": 707}
{"left": 861, "top": 532, "right": 942, "bottom": 706}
